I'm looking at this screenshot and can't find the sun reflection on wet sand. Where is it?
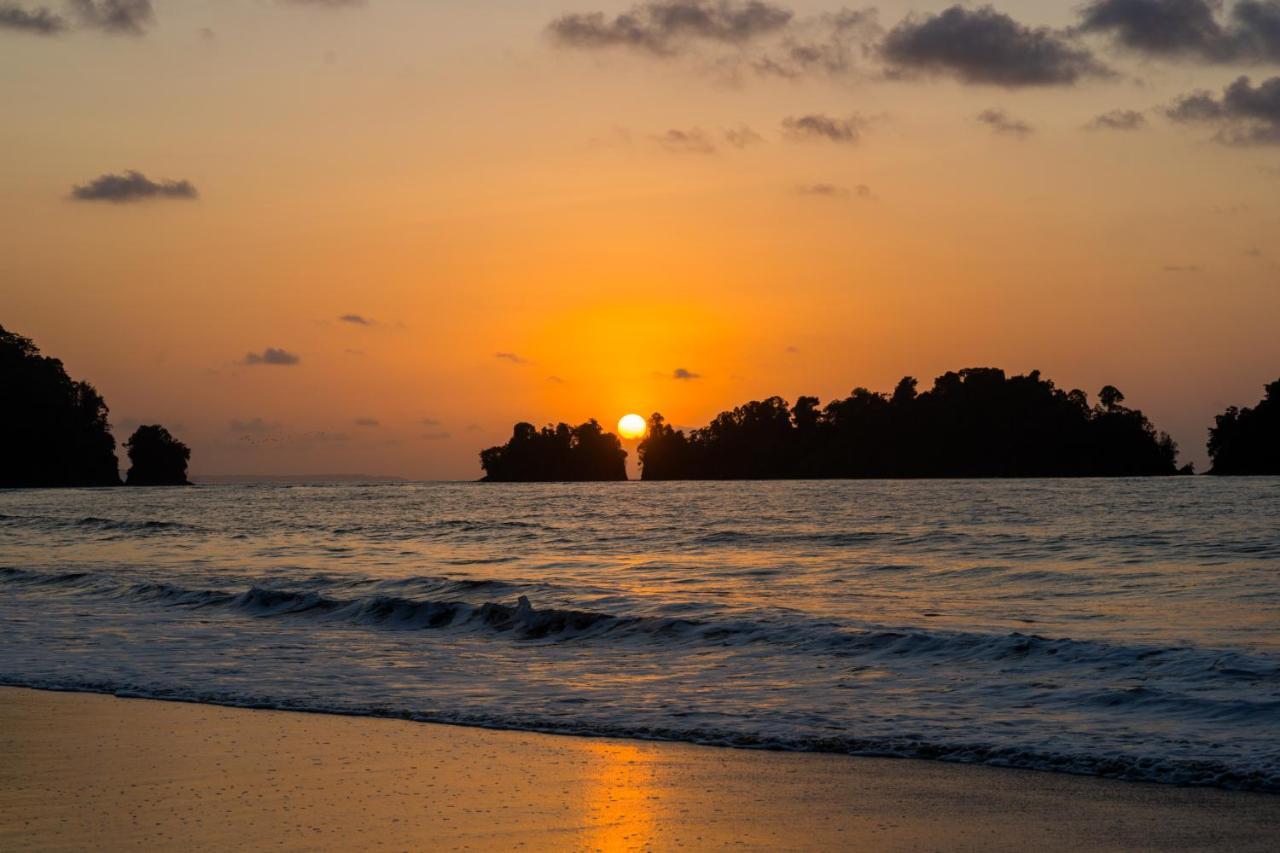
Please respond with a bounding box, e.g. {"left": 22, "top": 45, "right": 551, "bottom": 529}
{"left": 578, "top": 742, "right": 662, "bottom": 851}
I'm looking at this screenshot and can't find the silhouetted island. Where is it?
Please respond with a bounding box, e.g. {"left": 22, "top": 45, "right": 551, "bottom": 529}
{"left": 125, "top": 425, "right": 192, "bottom": 486}
{"left": 480, "top": 420, "right": 627, "bottom": 481}
{"left": 1, "top": 324, "right": 121, "bottom": 487}
{"left": 482, "top": 368, "right": 1184, "bottom": 481}
{"left": 1, "top": 324, "right": 189, "bottom": 488}
{"left": 639, "top": 369, "right": 1181, "bottom": 479}
{"left": 1207, "top": 379, "right": 1279, "bottom": 475}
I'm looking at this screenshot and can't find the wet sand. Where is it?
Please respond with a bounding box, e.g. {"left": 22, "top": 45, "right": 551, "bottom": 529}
{"left": 1, "top": 687, "right": 1276, "bottom": 851}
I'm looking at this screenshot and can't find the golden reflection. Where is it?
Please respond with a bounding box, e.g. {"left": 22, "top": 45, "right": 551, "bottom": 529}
{"left": 578, "top": 742, "right": 661, "bottom": 852}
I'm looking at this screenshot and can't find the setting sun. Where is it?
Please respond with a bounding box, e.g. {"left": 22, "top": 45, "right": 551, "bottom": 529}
{"left": 617, "top": 414, "right": 647, "bottom": 440}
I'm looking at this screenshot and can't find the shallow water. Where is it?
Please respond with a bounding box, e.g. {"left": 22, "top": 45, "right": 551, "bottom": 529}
{"left": 2, "top": 479, "right": 1278, "bottom": 790}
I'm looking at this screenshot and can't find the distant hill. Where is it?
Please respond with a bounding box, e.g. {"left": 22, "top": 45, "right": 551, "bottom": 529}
{"left": 191, "top": 473, "right": 411, "bottom": 485}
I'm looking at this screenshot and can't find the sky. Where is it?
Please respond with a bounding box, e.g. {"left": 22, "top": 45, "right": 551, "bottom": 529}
{"left": 2, "top": 0, "right": 1278, "bottom": 478}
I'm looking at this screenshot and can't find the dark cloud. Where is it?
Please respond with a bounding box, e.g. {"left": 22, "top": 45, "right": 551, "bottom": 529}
{"left": 0, "top": 3, "right": 67, "bottom": 34}
{"left": 750, "top": 8, "right": 881, "bottom": 78}
{"left": 496, "top": 351, "right": 531, "bottom": 365}
{"left": 354, "top": 417, "right": 380, "bottom": 427}
{"left": 68, "top": 0, "right": 154, "bottom": 35}
{"left": 882, "top": 5, "right": 1106, "bottom": 86}
{"left": 655, "top": 127, "right": 718, "bottom": 153}
{"left": 548, "top": 0, "right": 793, "bottom": 55}
{"left": 339, "top": 313, "right": 372, "bottom": 325}
{"left": 673, "top": 367, "right": 701, "bottom": 379}
{"left": 547, "top": 375, "right": 566, "bottom": 383}
{"left": 781, "top": 113, "right": 865, "bottom": 143}
{"left": 1078, "top": 0, "right": 1280, "bottom": 63}
{"left": 245, "top": 347, "right": 300, "bottom": 366}
{"left": 977, "top": 108, "right": 1034, "bottom": 137}
{"left": 1086, "top": 108, "right": 1147, "bottom": 130}
{"left": 1166, "top": 75, "right": 1280, "bottom": 144}
{"left": 70, "top": 170, "right": 197, "bottom": 203}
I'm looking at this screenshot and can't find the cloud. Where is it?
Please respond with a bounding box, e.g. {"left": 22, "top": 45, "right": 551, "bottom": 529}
{"left": 229, "top": 417, "right": 279, "bottom": 434}
{"left": 977, "top": 108, "right": 1034, "bottom": 137}
{"left": 723, "top": 125, "right": 764, "bottom": 147}
{"left": 781, "top": 113, "right": 866, "bottom": 143}
{"left": 68, "top": 0, "right": 153, "bottom": 35}
{"left": 421, "top": 417, "right": 443, "bottom": 427}
{"left": 882, "top": 5, "right": 1106, "bottom": 86}
{"left": 354, "top": 417, "right": 380, "bottom": 427}
{"left": 338, "top": 313, "right": 372, "bottom": 325}
{"left": 673, "top": 367, "right": 701, "bottom": 379}
{"left": 795, "top": 182, "right": 871, "bottom": 199}
{"left": 495, "top": 351, "right": 531, "bottom": 365}
{"left": 244, "top": 347, "right": 300, "bottom": 366}
{"left": 419, "top": 431, "right": 451, "bottom": 441}
{"left": 785, "top": 345, "right": 800, "bottom": 353}
{"left": 1078, "top": 0, "right": 1280, "bottom": 63}
{"left": 0, "top": 3, "right": 67, "bottom": 34}
{"left": 69, "top": 170, "right": 197, "bottom": 203}
{"left": 547, "top": 375, "right": 566, "bottom": 383}
{"left": 1086, "top": 108, "right": 1147, "bottom": 130}
{"left": 654, "top": 127, "right": 718, "bottom": 153}
{"left": 547, "top": 0, "right": 793, "bottom": 55}
{"left": 1166, "top": 75, "right": 1280, "bottom": 144}
{"left": 751, "top": 8, "right": 881, "bottom": 78}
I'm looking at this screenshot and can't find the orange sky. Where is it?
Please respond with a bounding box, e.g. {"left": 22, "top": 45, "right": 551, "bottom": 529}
{"left": 2, "top": 1, "right": 1278, "bottom": 477}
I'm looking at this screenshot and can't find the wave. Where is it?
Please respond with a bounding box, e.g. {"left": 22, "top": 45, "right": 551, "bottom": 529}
{"left": 1, "top": 677, "right": 1277, "bottom": 793}
{"left": 0, "top": 513, "right": 191, "bottom": 534}
{"left": 5, "top": 567, "right": 1278, "bottom": 693}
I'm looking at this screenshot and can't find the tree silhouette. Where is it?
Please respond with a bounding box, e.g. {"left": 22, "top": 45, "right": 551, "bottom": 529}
{"left": 1207, "top": 379, "right": 1280, "bottom": 474}
{"left": 480, "top": 419, "right": 627, "bottom": 481}
{"left": 125, "top": 425, "right": 191, "bottom": 486}
{"left": 635, "top": 367, "right": 1181, "bottom": 480}
{"left": 1, "top": 324, "right": 121, "bottom": 487}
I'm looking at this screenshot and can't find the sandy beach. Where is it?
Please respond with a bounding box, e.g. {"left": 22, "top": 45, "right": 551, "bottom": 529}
{"left": 1, "top": 687, "right": 1276, "bottom": 851}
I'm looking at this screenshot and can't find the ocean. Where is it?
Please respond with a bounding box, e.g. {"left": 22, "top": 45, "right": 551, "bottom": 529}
{"left": 2, "top": 479, "right": 1278, "bottom": 791}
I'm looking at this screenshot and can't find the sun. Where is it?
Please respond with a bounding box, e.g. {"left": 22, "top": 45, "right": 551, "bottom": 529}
{"left": 617, "top": 413, "right": 647, "bottom": 440}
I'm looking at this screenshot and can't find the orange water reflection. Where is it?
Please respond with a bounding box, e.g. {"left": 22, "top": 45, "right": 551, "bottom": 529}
{"left": 578, "top": 742, "right": 662, "bottom": 851}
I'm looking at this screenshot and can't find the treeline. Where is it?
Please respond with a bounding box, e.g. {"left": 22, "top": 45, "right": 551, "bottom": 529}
{"left": 638, "top": 369, "right": 1184, "bottom": 479}
{"left": 1208, "top": 379, "right": 1279, "bottom": 474}
{"left": 480, "top": 420, "right": 627, "bottom": 481}
{"left": 1, "top": 324, "right": 190, "bottom": 487}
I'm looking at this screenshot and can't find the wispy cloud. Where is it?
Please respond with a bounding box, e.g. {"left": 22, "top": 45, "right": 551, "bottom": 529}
{"left": 977, "top": 108, "right": 1034, "bottom": 137}
{"left": 1085, "top": 108, "right": 1146, "bottom": 131}
{"left": 495, "top": 351, "right": 531, "bottom": 365}
{"left": 781, "top": 113, "right": 866, "bottom": 144}
{"left": 673, "top": 367, "right": 701, "bottom": 380}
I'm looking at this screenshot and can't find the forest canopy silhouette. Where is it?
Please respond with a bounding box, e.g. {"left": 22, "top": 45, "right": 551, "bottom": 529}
{"left": 1207, "top": 379, "right": 1280, "bottom": 475}
{"left": 1, "top": 324, "right": 188, "bottom": 488}
{"left": 480, "top": 420, "right": 628, "bottom": 481}
{"left": 638, "top": 369, "right": 1182, "bottom": 479}
{"left": 483, "top": 368, "right": 1190, "bottom": 481}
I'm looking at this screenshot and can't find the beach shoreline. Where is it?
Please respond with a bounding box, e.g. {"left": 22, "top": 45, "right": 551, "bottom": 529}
{"left": 2, "top": 686, "right": 1277, "bottom": 851}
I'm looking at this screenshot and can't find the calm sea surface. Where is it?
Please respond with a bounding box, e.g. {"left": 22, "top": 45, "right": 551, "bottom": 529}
{"left": 2, "top": 479, "right": 1278, "bottom": 790}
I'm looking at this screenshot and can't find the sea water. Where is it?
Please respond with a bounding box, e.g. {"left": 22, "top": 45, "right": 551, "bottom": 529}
{"left": 1, "top": 479, "right": 1277, "bottom": 790}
